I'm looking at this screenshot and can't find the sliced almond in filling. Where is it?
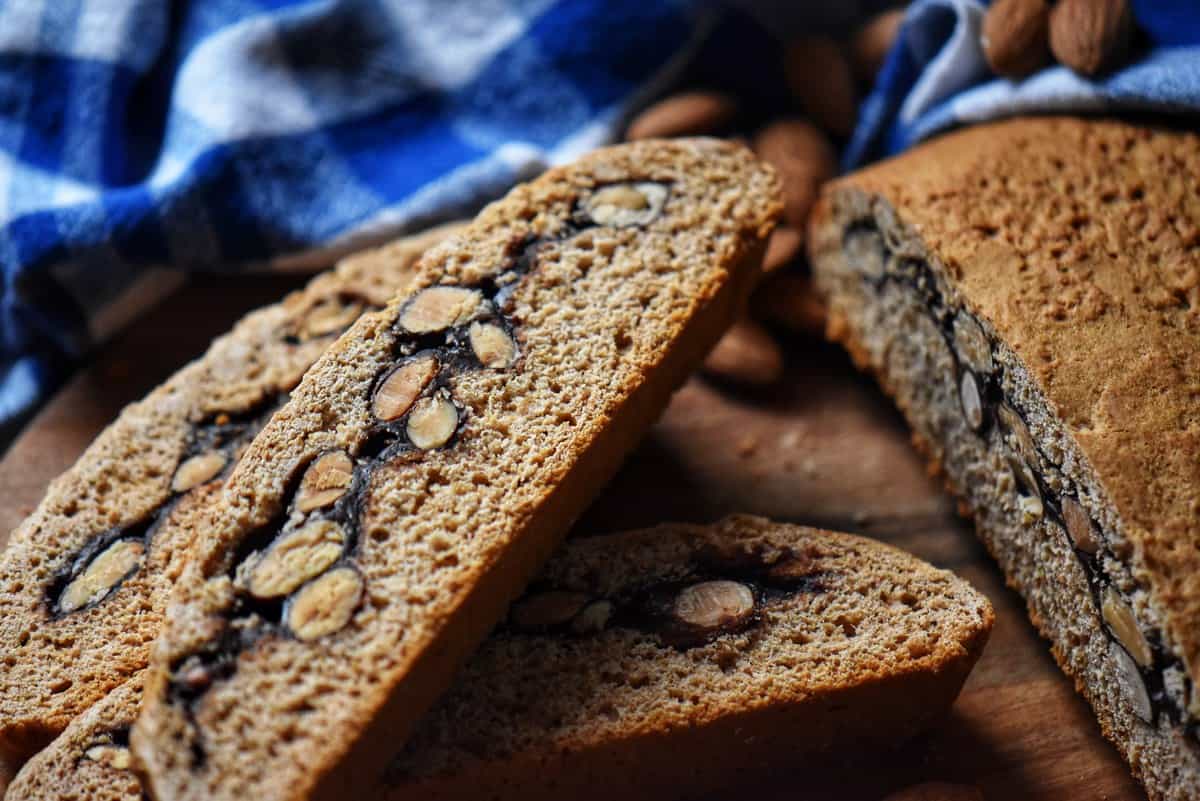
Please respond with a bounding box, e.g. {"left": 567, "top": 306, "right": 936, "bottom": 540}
{"left": 1062, "top": 496, "right": 1101, "bottom": 554}
{"left": 1110, "top": 639, "right": 1153, "bottom": 723}
{"left": 585, "top": 182, "right": 668, "bottom": 227}
{"left": 295, "top": 451, "right": 355, "bottom": 512}
{"left": 510, "top": 591, "right": 589, "bottom": 630}
{"left": 1102, "top": 588, "right": 1154, "bottom": 668}
{"left": 172, "top": 451, "right": 228, "bottom": 493}
{"left": 571, "top": 600, "right": 614, "bottom": 634}
{"left": 468, "top": 321, "right": 517, "bottom": 369}
{"left": 59, "top": 539, "right": 145, "bottom": 613}
{"left": 84, "top": 744, "right": 132, "bottom": 770}
{"left": 959, "top": 370, "right": 983, "bottom": 431}
{"left": 673, "top": 580, "right": 755, "bottom": 631}
{"left": 998, "top": 404, "right": 1039, "bottom": 467}
{"left": 399, "top": 286, "right": 483, "bottom": 334}
{"left": 407, "top": 394, "right": 458, "bottom": 450}
{"left": 287, "top": 566, "right": 362, "bottom": 641}
{"left": 373, "top": 355, "right": 438, "bottom": 422}
{"left": 951, "top": 312, "right": 993, "bottom": 374}
{"left": 246, "top": 520, "right": 345, "bottom": 600}
{"left": 303, "top": 297, "right": 364, "bottom": 338}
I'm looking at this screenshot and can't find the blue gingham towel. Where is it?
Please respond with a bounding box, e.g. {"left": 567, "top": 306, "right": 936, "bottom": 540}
{"left": 848, "top": 0, "right": 1200, "bottom": 167}
{"left": 0, "top": 0, "right": 708, "bottom": 434}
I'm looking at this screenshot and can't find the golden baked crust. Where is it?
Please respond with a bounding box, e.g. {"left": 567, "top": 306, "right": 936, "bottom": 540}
{"left": 808, "top": 116, "right": 1200, "bottom": 801}
{"left": 11, "top": 515, "right": 991, "bottom": 801}
{"left": 825, "top": 116, "right": 1200, "bottom": 685}
{"left": 0, "top": 224, "right": 458, "bottom": 766}
{"left": 131, "top": 139, "right": 781, "bottom": 801}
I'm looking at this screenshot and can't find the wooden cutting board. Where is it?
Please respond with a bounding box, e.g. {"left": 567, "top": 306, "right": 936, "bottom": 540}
{"left": 0, "top": 274, "right": 1146, "bottom": 801}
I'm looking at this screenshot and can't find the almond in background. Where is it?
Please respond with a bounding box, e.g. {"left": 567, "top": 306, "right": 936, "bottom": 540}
{"left": 702, "top": 318, "right": 784, "bottom": 386}
{"left": 783, "top": 36, "right": 858, "bottom": 137}
{"left": 850, "top": 9, "right": 906, "bottom": 85}
{"left": 1049, "top": 0, "right": 1134, "bottom": 76}
{"left": 625, "top": 91, "right": 738, "bottom": 140}
{"left": 982, "top": 0, "right": 1051, "bottom": 79}
{"left": 753, "top": 119, "right": 837, "bottom": 230}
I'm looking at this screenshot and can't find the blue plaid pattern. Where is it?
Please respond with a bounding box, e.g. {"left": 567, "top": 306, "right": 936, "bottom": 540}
{"left": 0, "top": 0, "right": 704, "bottom": 433}
{"left": 848, "top": 0, "right": 1200, "bottom": 167}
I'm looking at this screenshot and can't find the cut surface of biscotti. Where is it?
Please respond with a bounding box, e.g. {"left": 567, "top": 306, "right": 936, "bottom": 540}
{"left": 0, "top": 223, "right": 458, "bottom": 767}
{"left": 808, "top": 116, "right": 1200, "bottom": 801}
{"left": 131, "top": 139, "right": 781, "bottom": 801}
{"left": 11, "top": 514, "right": 991, "bottom": 801}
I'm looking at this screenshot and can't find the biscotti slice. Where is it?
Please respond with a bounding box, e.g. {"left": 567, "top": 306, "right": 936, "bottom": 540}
{"left": 11, "top": 514, "right": 992, "bottom": 801}
{"left": 130, "top": 139, "right": 779, "bottom": 801}
{"left": 0, "top": 223, "right": 459, "bottom": 766}
{"left": 809, "top": 116, "right": 1200, "bottom": 801}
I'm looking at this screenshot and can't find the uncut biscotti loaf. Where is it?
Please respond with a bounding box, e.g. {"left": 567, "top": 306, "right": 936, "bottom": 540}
{"left": 10, "top": 514, "right": 992, "bottom": 801}
{"left": 808, "top": 116, "right": 1200, "bottom": 801}
{"left": 131, "top": 139, "right": 781, "bottom": 801}
{"left": 0, "top": 223, "right": 458, "bottom": 769}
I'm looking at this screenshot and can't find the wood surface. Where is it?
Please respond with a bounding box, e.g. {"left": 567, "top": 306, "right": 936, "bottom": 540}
{"left": 0, "top": 274, "right": 1146, "bottom": 801}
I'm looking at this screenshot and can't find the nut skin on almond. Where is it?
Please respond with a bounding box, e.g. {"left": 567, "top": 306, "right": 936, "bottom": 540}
{"left": 702, "top": 319, "right": 784, "bottom": 387}
{"left": 373, "top": 355, "right": 438, "bottom": 422}
{"left": 762, "top": 225, "right": 804, "bottom": 276}
{"left": 1049, "top": 0, "right": 1133, "bottom": 77}
{"left": 672, "top": 580, "right": 755, "bottom": 631}
{"left": 624, "top": 91, "right": 738, "bottom": 140}
{"left": 753, "top": 119, "right": 837, "bottom": 230}
{"left": 982, "top": 0, "right": 1051, "bottom": 79}
{"left": 295, "top": 450, "right": 355, "bottom": 512}
{"left": 783, "top": 37, "right": 858, "bottom": 137}
{"left": 850, "top": 9, "right": 905, "bottom": 85}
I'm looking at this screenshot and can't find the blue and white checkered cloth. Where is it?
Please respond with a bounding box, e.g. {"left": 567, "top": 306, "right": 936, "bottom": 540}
{"left": 848, "top": 0, "right": 1200, "bottom": 167}
{"left": 1, "top": 0, "right": 1199, "bottom": 436}
{"left": 0, "top": 0, "right": 708, "bottom": 434}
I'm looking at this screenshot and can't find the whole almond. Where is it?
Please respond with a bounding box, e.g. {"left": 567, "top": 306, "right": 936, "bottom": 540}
{"left": 625, "top": 91, "right": 738, "bottom": 140}
{"left": 702, "top": 319, "right": 784, "bottom": 386}
{"left": 752, "top": 273, "right": 828, "bottom": 339}
{"left": 850, "top": 9, "right": 905, "bottom": 85}
{"left": 762, "top": 225, "right": 804, "bottom": 275}
{"left": 1049, "top": 0, "right": 1133, "bottom": 77}
{"left": 753, "top": 119, "right": 837, "bottom": 229}
{"left": 784, "top": 37, "right": 858, "bottom": 137}
{"left": 982, "top": 0, "right": 1051, "bottom": 79}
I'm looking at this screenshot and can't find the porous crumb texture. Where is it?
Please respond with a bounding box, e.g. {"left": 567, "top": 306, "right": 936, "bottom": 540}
{"left": 808, "top": 116, "right": 1200, "bottom": 801}
{"left": 131, "top": 139, "right": 781, "bottom": 801}
{"left": 7, "top": 515, "right": 991, "bottom": 801}
{"left": 389, "top": 514, "right": 993, "bottom": 801}
{"left": 0, "top": 223, "right": 457, "bottom": 765}
{"left": 5, "top": 678, "right": 143, "bottom": 801}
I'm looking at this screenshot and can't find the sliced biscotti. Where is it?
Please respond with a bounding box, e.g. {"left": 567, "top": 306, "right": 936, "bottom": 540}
{"left": 11, "top": 515, "right": 991, "bottom": 801}
{"left": 388, "top": 514, "right": 992, "bottom": 800}
{"left": 131, "top": 139, "right": 781, "bottom": 801}
{"left": 0, "top": 223, "right": 458, "bottom": 766}
{"left": 808, "top": 117, "right": 1200, "bottom": 801}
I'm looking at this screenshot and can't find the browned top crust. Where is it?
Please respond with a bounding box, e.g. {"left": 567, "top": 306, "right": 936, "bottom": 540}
{"left": 816, "top": 116, "right": 1200, "bottom": 683}
{"left": 132, "top": 139, "right": 781, "bottom": 801}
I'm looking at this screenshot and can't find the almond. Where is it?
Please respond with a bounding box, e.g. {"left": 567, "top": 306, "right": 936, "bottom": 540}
{"left": 783, "top": 37, "right": 858, "bottom": 137}
{"left": 762, "top": 225, "right": 804, "bottom": 275}
{"left": 624, "top": 91, "right": 737, "bottom": 140}
{"left": 982, "top": 0, "right": 1051, "bottom": 79}
{"left": 752, "top": 273, "right": 828, "bottom": 339}
{"left": 702, "top": 319, "right": 784, "bottom": 386}
{"left": 753, "top": 119, "right": 837, "bottom": 230}
{"left": 1049, "top": 0, "right": 1133, "bottom": 77}
{"left": 850, "top": 9, "right": 905, "bottom": 85}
